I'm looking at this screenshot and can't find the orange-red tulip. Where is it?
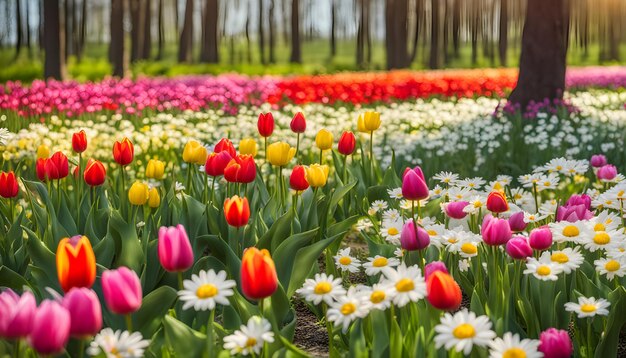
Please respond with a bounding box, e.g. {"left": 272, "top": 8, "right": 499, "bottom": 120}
{"left": 36, "top": 158, "right": 48, "bottom": 181}
{"left": 113, "top": 138, "right": 134, "bottom": 166}
{"left": 241, "top": 247, "right": 278, "bottom": 300}
{"left": 72, "top": 130, "right": 88, "bottom": 153}
{"left": 205, "top": 151, "right": 233, "bottom": 177}
{"left": 223, "top": 195, "right": 250, "bottom": 227}
{"left": 224, "top": 155, "right": 256, "bottom": 184}
{"left": 290, "top": 165, "right": 309, "bottom": 192}
{"left": 46, "top": 151, "right": 69, "bottom": 180}
{"left": 290, "top": 112, "right": 306, "bottom": 133}
{"left": 486, "top": 191, "right": 509, "bottom": 213}
{"left": 337, "top": 131, "right": 356, "bottom": 155}
{"left": 56, "top": 235, "right": 96, "bottom": 293}
{"left": 0, "top": 171, "right": 19, "bottom": 198}
{"left": 214, "top": 138, "right": 237, "bottom": 158}
{"left": 83, "top": 159, "right": 106, "bottom": 187}
{"left": 257, "top": 112, "right": 275, "bottom": 137}
{"left": 426, "top": 271, "right": 462, "bottom": 311}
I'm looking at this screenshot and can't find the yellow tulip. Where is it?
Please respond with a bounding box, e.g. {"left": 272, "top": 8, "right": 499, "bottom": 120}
{"left": 128, "top": 181, "right": 150, "bottom": 206}
{"left": 306, "top": 164, "right": 329, "bottom": 187}
{"left": 37, "top": 144, "right": 50, "bottom": 159}
{"left": 239, "top": 138, "right": 258, "bottom": 157}
{"left": 182, "top": 140, "right": 208, "bottom": 165}
{"left": 146, "top": 159, "right": 165, "bottom": 180}
{"left": 363, "top": 111, "right": 381, "bottom": 131}
{"left": 357, "top": 114, "right": 368, "bottom": 133}
{"left": 315, "top": 129, "right": 333, "bottom": 150}
{"left": 267, "top": 142, "right": 296, "bottom": 167}
{"left": 148, "top": 187, "right": 161, "bottom": 208}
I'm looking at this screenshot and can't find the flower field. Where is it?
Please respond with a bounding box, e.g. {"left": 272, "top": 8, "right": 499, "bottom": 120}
{"left": 1, "top": 70, "right": 626, "bottom": 357}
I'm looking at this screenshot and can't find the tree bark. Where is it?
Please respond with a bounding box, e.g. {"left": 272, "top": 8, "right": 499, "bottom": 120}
{"left": 142, "top": 0, "right": 152, "bottom": 59}
{"left": 246, "top": 0, "right": 252, "bottom": 63}
{"left": 452, "top": 0, "right": 460, "bottom": 57}
{"left": 428, "top": 0, "right": 439, "bottom": 69}
{"left": 157, "top": 0, "right": 164, "bottom": 60}
{"left": 200, "top": 0, "right": 219, "bottom": 63}
{"left": 470, "top": 0, "right": 479, "bottom": 65}
{"left": 498, "top": 0, "right": 508, "bottom": 66}
{"left": 44, "top": 0, "right": 62, "bottom": 79}
{"left": 509, "top": 0, "right": 569, "bottom": 111}
{"left": 269, "top": 0, "right": 276, "bottom": 63}
{"left": 289, "top": 0, "right": 301, "bottom": 63}
{"left": 25, "top": 0, "right": 31, "bottom": 57}
{"left": 109, "top": 0, "right": 124, "bottom": 76}
{"left": 356, "top": 0, "right": 365, "bottom": 67}
{"left": 385, "top": 0, "right": 409, "bottom": 69}
{"left": 130, "top": 0, "right": 140, "bottom": 61}
{"left": 258, "top": 0, "right": 265, "bottom": 64}
{"left": 77, "top": 0, "right": 87, "bottom": 61}
{"left": 330, "top": 0, "right": 336, "bottom": 57}
{"left": 178, "top": 0, "right": 194, "bottom": 62}
{"left": 410, "top": 0, "right": 423, "bottom": 63}
{"left": 14, "top": 0, "right": 22, "bottom": 59}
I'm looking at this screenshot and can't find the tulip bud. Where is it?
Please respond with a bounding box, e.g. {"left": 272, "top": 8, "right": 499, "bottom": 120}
{"left": 183, "top": 140, "right": 208, "bottom": 165}
{"left": 113, "top": 138, "right": 134, "bottom": 166}
{"left": 290, "top": 165, "right": 309, "bottom": 192}
{"left": 56, "top": 235, "right": 97, "bottom": 292}
{"left": 507, "top": 211, "right": 527, "bottom": 232}
{"left": 72, "top": 130, "right": 88, "bottom": 153}
{"left": 158, "top": 224, "right": 194, "bottom": 272}
{"left": 529, "top": 227, "right": 553, "bottom": 251}
{"left": 128, "top": 181, "right": 150, "bottom": 206}
{"left": 402, "top": 167, "right": 429, "bottom": 201}
{"left": 102, "top": 267, "right": 142, "bottom": 315}
{"left": 46, "top": 151, "right": 69, "bottom": 180}
{"left": 481, "top": 214, "right": 512, "bottom": 246}
{"left": 145, "top": 159, "right": 165, "bottom": 180}
{"left": 84, "top": 159, "right": 107, "bottom": 187}
{"left": 424, "top": 261, "right": 449, "bottom": 281}
{"left": 337, "top": 131, "right": 356, "bottom": 156}
{"left": 426, "top": 271, "right": 462, "bottom": 311}
{"left": 538, "top": 328, "right": 573, "bottom": 358}
{"left": 148, "top": 187, "right": 160, "bottom": 208}
{"left": 258, "top": 112, "right": 275, "bottom": 138}
{"left": 305, "top": 164, "right": 329, "bottom": 188}
{"left": 486, "top": 191, "right": 509, "bottom": 213}
{"left": 290, "top": 112, "right": 306, "bottom": 133}
{"left": 589, "top": 154, "right": 607, "bottom": 168}
{"left": 37, "top": 144, "right": 50, "bottom": 159}
{"left": 241, "top": 247, "right": 278, "bottom": 300}
{"left": 29, "top": 300, "right": 71, "bottom": 355}
{"left": 597, "top": 164, "right": 617, "bottom": 181}
{"left": 267, "top": 142, "right": 296, "bottom": 167}
{"left": 239, "top": 138, "right": 258, "bottom": 157}
{"left": 506, "top": 236, "right": 533, "bottom": 259}
{"left": 214, "top": 138, "right": 237, "bottom": 158}
{"left": 400, "top": 220, "right": 430, "bottom": 251}
{"left": 224, "top": 195, "right": 250, "bottom": 227}
{"left": 223, "top": 155, "right": 256, "bottom": 183}
{"left": 0, "top": 290, "right": 36, "bottom": 339}
{"left": 62, "top": 288, "right": 102, "bottom": 338}
{"left": 444, "top": 201, "right": 469, "bottom": 219}
{"left": 0, "top": 171, "right": 19, "bottom": 198}
{"left": 315, "top": 129, "right": 333, "bottom": 151}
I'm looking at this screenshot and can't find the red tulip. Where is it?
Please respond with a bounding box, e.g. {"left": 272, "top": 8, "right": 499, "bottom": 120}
{"left": 56, "top": 235, "right": 97, "bottom": 293}
{"left": 290, "top": 112, "right": 306, "bottom": 133}
{"left": 257, "top": 112, "right": 274, "bottom": 137}
{"left": 46, "top": 151, "right": 69, "bottom": 180}
{"left": 0, "top": 171, "right": 19, "bottom": 198}
{"left": 72, "top": 130, "right": 88, "bottom": 153}
{"left": 205, "top": 151, "right": 233, "bottom": 177}
{"left": 224, "top": 195, "right": 250, "bottom": 227}
{"left": 113, "top": 138, "right": 134, "bottom": 166}
{"left": 83, "top": 159, "right": 107, "bottom": 186}
{"left": 241, "top": 247, "right": 278, "bottom": 300}
{"left": 36, "top": 158, "right": 48, "bottom": 181}
{"left": 486, "top": 191, "right": 509, "bottom": 213}
{"left": 214, "top": 138, "right": 237, "bottom": 158}
{"left": 426, "top": 271, "right": 462, "bottom": 311}
{"left": 337, "top": 131, "right": 356, "bottom": 155}
{"left": 224, "top": 155, "right": 256, "bottom": 183}
{"left": 290, "top": 165, "right": 309, "bottom": 192}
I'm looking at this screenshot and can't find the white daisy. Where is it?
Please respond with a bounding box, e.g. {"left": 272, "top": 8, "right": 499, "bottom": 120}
{"left": 355, "top": 218, "right": 374, "bottom": 232}
{"left": 434, "top": 309, "right": 497, "bottom": 355}
{"left": 430, "top": 185, "right": 446, "bottom": 198}
{"left": 87, "top": 328, "right": 150, "bottom": 358}
{"left": 582, "top": 230, "right": 623, "bottom": 252}
{"left": 457, "top": 177, "right": 486, "bottom": 190}
{"left": 565, "top": 297, "right": 610, "bottom": 318}
{"left": 387, "top": 187, "right": 403, "bottom": 200}
{"left": 523, "top": 212, "right": 548, "bottom": 224}
{"left": 362, "top": 255, "right": 400, "bottom": 276}
{"left": 433, "top": 171, "right": 459, "bottom": 185}
{"left": 459, "top": 259, "right": 470, "bottom": 272}
{"left": 496, "top": 175, "right": 513, "bottom": 186}
{"left": 380, "top": 219, "right": 404, "bottom": 245}
{"left": 334, "top": 248, "right": 362, "bottom": 273}
{"left": 178, "top": 269, "right": 236, "bottom": 311}
{"left": 380, "top": 263, "right": 427, "bottom": 307}
{"left": 394, "top": 247, "right": 404, "bottom": 258}
{"left": 0, "top": 128, "right": 10, "bottom": 146}
{"left": 488, "top": 332, "right": 542, "bottom": 358}
{"left": 536, "top": 174, "right": 560, "bottom": 192}
{"left": 463, "top": 195, "right": 487, "bottom": 215}
{"left": 447, "top": 187, "right": 473, "bottom": 202}
{"left": 591, "top": 210, "right": 621, "bottom": 232}
{"left": 607, "top": 244, "right": 626, "bottom": 260}
{"left": 592, "top": 194, "right": 620, "bottom": 210}
{"left": 382, "top": 208, "right": 401, "bottom": 222}
{"left": 326, "top": 287, "right": 370, "bottom": 332}
{"left": 370, "top": 200, "right": 388, "bottom": 213}
{"left": 549, "top": 220, "right": 593, "bottom": 244}
{"left": 223, "top": 316, "right": 275, "bottom": 356}
{"left": 550, "top": 247, "right": 584, "bottom": 274}
{"left": 594, "top": 257, "right": 626, "bottom": 280}
{"left": 358, "top": 283, "right": 394, "bottom": 311}
{"left": 524, "top": 253, "right": 563, "bottom": 281}
{"left": 297, "top": 273, "right": 347, "bottom": 305}
{"left": 539, "top": 199, "right": 559, "bottom": 216}
{"left": 459, "top": 240, "right": 479, "bottom": 258}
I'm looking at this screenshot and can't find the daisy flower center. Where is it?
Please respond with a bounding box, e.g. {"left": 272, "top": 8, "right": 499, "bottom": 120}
{"left": 196, "top": 284, "right": 218, "bottom": 299}
{"left": 395, "top": 278, "right": 415, "bottom": 292}
{"left": 340, "top": 303, "right": 357, "bottom": 315}
{"left": 580, "top": 304, "right": 597, "bottom": 313}
{"left": 387, "top": 227, "right": 399, "bottom": 236}
{"left": 452, "top": 323, "right": 476, "bottom": 339}
{"left": 427, "top": 230, "right": 437, "bottom": 236}
{"left": 245, "top": 337, "right": 257, "bottom": 348}
{"left": 447, "top": 237, "right": 458, "bottom": 244}
{"left": 314, "top": 282, "right": 332, "bottom": 294}
{"left": 543, "top": 181, "right": 551, "bottom": 186}
{"left": 502, "top": 348, "right": 527, "bottom": 358}
{"left": 372, "top": 257, "right": 388, "bottom": 267}
{"left": 370, "top": 291, "right": 386, "bottom": 303}
{"left": 536, "top": 265, "right": 551, "bottom": 276}
{"left": 593, "top": 232, "right": 610, "bottom": 245}
{"left": 339, "top": 256, "right": 352, "bottom": 265}
{"left": 562, "top": 226, "right": 579, "bottom": 237}
{"left": 605, "top": 260, "right": 621, "bottom": 272}
{"left": 473, "top": 201, "right": 482, "bottom": 208}
{"left": 594, "top": 223, "right": 606, "bottom": 231}
{"left": 461, "top": 243, "right": 477, "bottom": 255}
{"left": 551, "top": 252, "right": 569, "bottom": 264}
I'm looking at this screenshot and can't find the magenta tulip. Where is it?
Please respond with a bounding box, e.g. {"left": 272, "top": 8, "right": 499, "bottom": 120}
{"left": 444, "top": 201, "right": 469, "bottom": 219}
{"left": 62, "top": 288, "right": 102, "bottom": 337}
{"left": 0, "top": 290, "right": 36, "bottom": 339}
{"left": 597, "top": 164, "right": 617, "bottom": 181}
{"left": 400, "top": 220, "right": 430, "bottom": 251}
{"left": 539, "top": 328, "right": 573, "bottom": 358}
{"left": 529, "top": 227, "right": 553, "bottom": 251}
{"left": 507, "top": 211, "right": 528, "bottom": 232}
{"left": 590, "top": 154, "right": 607, "bottom": 168}
{"left": 29, "top": 300, "right": 71, "bottom": 355}
{"left": 481, "top": 214, "right": 512, "bottom": 246}
{"left": 402, "top": 166, "right": 429, "bottom": 201}
{"left": 506, "top": 237, "right": 533, "bottom": 259}
{"left": 556, "top": 204, "right": 593, "bottom": 222}
{"left": 424, "top": 261, "right": 449, "bottom": 281}
{"left": 102, "top": 267, "right": 142, "bottom": 315}
{"left": 158, "top": 224, "right": 194, "bottom": 272}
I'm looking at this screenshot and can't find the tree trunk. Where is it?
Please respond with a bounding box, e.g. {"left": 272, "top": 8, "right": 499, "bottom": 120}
{"left": 470, "top": 0, "right": 478, "bottom": 65}
{"left": 178, "top": 0, "right": 194, "bottom": 62}
{"left": 109, "top": 0, "right": 124, "bottom": 76}
{"left": 269, "top": 0, "right": 276, "bottom": 63}
{"left": 246, "top": 0, "right": 252, "bottom": 63}
{"left": 77, "top": 0, "right": 87, "bottom": 61}
{"left": 130, "top": 0, "right": 140, "bottom": 61}
{"left": 289, "top": 0, "right": 301, "bottom": 63}
{"left": 44, "top": 0, "right": 62, "bottom": 79}
{"left": 498, "top": 0, "right": 508, "bottom": 66}
{"left": 258, "top": 0, "right": 265, "bottom": 64}
{"left": 25, "top": 0, "right": 31, "bottom": 57}
{"left": 428, "top": 0, "right": 439, "bottom": 69}
{"left": 442, "top": 0, "right": 449, "bottom": 65}
{"left": 330, "top": 0, "right": 336, "bottom": 58}
{"left": 452, "top": 0, "right": 460, "bottom": 57}
{"left": 200, "top": 0, "right": 219, "bottom": 63}
{"left": 14, "top": 0, "right": 22, "bottom": 59}
{"left": 365, "top": 0, "right": 371, "bottom": 64}
{"left": 281, "top": 0, "right": 289, "bottom": 44}
{"left": 410, "top": 0, "right": 423, "bottom": 63}
{"left": 157, "top": 0, "right": 164, "bottom": 60}
{"left": 356, "top": 0, "right": 364, "bottom": 67}
{"left": 142, "top": 0, "right": 152, "bottom": 59}
{"left": 385, "top": 0, "right": 409, "bottom": 69}
{"left": 509, "top": 0, "right": 569, "bottom": 111}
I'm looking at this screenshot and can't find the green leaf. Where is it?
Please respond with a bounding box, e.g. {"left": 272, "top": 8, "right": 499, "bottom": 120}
{"left": 257, "top": 210, "right": 294, "bottom": 251}
{"left": 107, "top": 211, "right": 144, "bottom": 272}
{"left": 329, "top": 180, "right": 357, "bottom": 218}
{"left": 0, "top": 265, "right": 32, "bottom": 292}
{"left": 273, "top": 228, "right": 318, "bottom": 290}
{"left": 348, "top": 320, "right": 368, "bottom": 358}
{"left": 163, "top": 315, "right": 207, "bottom": 357}
{"left": 134, "top": 286, "right": 178, "bottom": 338}
{"left": 595, "top": 287, "right": 626, "bottom": 358}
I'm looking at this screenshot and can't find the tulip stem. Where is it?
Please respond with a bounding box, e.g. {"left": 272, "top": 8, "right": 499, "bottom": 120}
{"left": 532, "top": 183, "right": 539, "bottom": 213}
{"left": 210, "top": 176, "right": 216, "bottom": 205}
{"left": 296, "top": 133, "right": 300, "bottom": 164}
{"left": 78, "top": 338, "right": 85, "bottom": 358}
{"left": 125, "top": 314, "right": 133, "bottom": 332}
{"left": 203, "top": 173, "right": 209, "bottom": 204}
{"left": 120, "top": 165, "right": 126, "bottom": 209}
{"left": 177, "top": 271, "right": 184, "bottom": 290}
{"left": 77, "top": 152, "right": 82, "bottom": 227}
{"left": 319, "top": 149, "right": 323, "bottom": 165}
{"left": 369, "top": 131, "right": 374, "bottom": 181}
{"left": 9, "top": 197, "right": 14, "bottom": 224}
{"left": 13, "top": 338, "right": 20, "bottom": 358}
{"left": 186, "top": 164, "right": 193, "bottom": 197}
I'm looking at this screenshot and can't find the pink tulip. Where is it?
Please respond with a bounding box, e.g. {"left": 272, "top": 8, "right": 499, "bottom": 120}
{"left": 0, "top": 290, "right": 36, "bottom": 339}
{"left": 597, "top": 164, "right": 617, "bottom": 181}
{"left": 565, "top": 194, "right": 591, "bottom": 210}
{"left": 402, "top": 167, "right": 429, "bottom": 201}
{"left": 444, "top": 201, "right": 469, "bottom": 219}
{"left": 62, "top": 288, "right": 102, "bottom": 337}
{"left": 539, "top": 328, "right": 573, "bottom": 358}
{"left": 424, "top": 261, "right": 448, "bottom": 281}
{"left": 506, "top": 237, "right": 533, "bottom": 259}
{"left": 590, "top": 154, "right": 607, "bottom": 168}
{"left": 400, "top": 220, "right": 430, "bottom": 251}
{"left": 29, "top": 300, "right": 71, "bottom": 355}
{"left": 507, "top": 211, "right": 527, "bottom": 232}
{"left": 481, "top": 214, "right": 512, "bottom": 246}
{"left": 158, "top": 224, "right": 194, "bottom": 272}
{"left": 102, "top": 267, "right": 143, "bottom": 315}
{"left": 529, "top": 227, "right": 553, "bottom": 251}
{"left": 556, "top": 204, "right": 593, "bottom": 222}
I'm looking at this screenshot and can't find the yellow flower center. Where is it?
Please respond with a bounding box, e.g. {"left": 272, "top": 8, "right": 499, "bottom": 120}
{"left": 427, "top": 230, "right": 437, "bottom": 236}
{"left": 245, "top": 338, "right": 258, "bottom": 348}
{"left": 562, "top": 225, "right": 579, "bottom": 237}
{"left": 452, "top": 323, "right": 476, "bottom": 339}
{"left": 339, "top": 257, "right": 352, "bottom": 265}
{"left": 461, "top": 243, "right": 477, "bottom": 255}
{"left": 503, "top": 348, "right": 527, "bottom": 358}
{"left": 594, "top": 223, "right": 606, "bottom": 231}
{"left": 536, "top": 265, "right": 552, "bottom": 276}
{"left": 196, "top": 284, "right": 218, "bottom": 299}
{"left": 619, "top": 190, "right": 625, "bottom": 198}
{"left": 447, "top": 237, "right": 458, "bottom": 244}
{"left": 372, "top": 257, "right": 388, "bottom": 267}
{"left": 370, "top": 291, "right": 386, "bottom": 304}
{"left": 580, "top": 304, "right": 597, "bottom": 313}
{"left": 387, "top": 227, "right": 399, "bottom": 236}
{"left": 314, "top": 282, "right": 332, "bottom": 295}
{"left": 395, "top": 278, "right": 415, "bottom": 292}
{"left": 543, "top": 181, "right": 551, "bottom": 186}
{"left": 473, "top": 201, "right": 482, "bottom": 208}
{"left": 551, "top": 252, "right": 569, "bottom": 264}
{"left": 340, "top": 303, "right": 356, "bottom": 315}
{"left": 594, "top": 232, "right": 611, "bottom": 245}
{"left": 605, "top": 260, "right": 621, "bottom": 272}
{"left": 556, "top": 166, "right": 563, "bottom": 170}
